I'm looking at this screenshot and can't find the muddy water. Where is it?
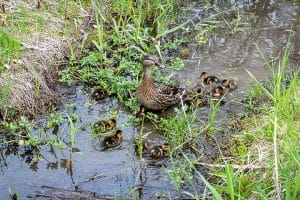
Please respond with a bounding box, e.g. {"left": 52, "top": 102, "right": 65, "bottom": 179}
{"left": 0, "top": 1, "right": 299, "bottom": 199}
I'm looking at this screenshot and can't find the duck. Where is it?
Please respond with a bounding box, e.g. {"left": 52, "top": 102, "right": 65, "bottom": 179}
{"left": 222, "top": 79, "right": 238, "bottom": 91}
{"left": 150, "top": 143, "right": 170, "bottom": 158}
{"left": 93, "top": 119, "right": 116, "bottom": 132}
{"left": 200, "top": 72, "right": 220, "bottom": 85}
{"left": 136, "top": 55, "right": 185, "bottom": 110}
{"left": 134, "top": 139, "right": 151, "bottom": 156}
{"left": 102, "top": 130, "right": 123, "bottom": 149}
{"left": 91, "top": 87, "right": 108, "bottom": 101}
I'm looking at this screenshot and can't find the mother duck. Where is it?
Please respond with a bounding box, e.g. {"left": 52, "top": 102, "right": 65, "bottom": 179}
{"left": 136, "top": 55, "right": 185, "bottom": 110}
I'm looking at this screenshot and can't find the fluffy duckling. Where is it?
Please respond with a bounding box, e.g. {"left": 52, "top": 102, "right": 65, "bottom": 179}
{"left": 93, "top": 119, "right": 116, "bottom": 132}
{"left": 150, "top": 143, "right": 170, "bottom": 158}
{"left": 134, "top": 139, "right": 151, "bottom": 156}
{"left": 211, "top": 86, "right": 226, "bottom": 98}
{"left": 200, "top": 72, "right": 220, "bottom": 85}
{"left": 135, "top": 106, "right": 146, "bottom": 119}
{"left": 91, "top": 88, "right": 108, "bottom": 101}
{"left": 222, "top": 79, "right": 238, "bottom": 91}
{"left": 102, "top": 130, "right": 123, "bottom": 149}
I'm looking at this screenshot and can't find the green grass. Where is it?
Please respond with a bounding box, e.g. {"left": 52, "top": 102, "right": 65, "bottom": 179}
{"left": 0, "top": 30, "right": 23, "bottom": 72}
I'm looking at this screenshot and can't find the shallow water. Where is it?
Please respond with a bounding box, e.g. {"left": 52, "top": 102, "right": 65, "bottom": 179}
{"left": 0, "top": 0, "right": 299, "bottom": 199}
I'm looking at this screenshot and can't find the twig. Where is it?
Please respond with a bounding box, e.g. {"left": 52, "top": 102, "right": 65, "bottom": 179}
{"left": 75, "top": 172, "right": 106, "bottom": 185}
{"left": 20, "top": 42, "right": 47, "bottom": 51}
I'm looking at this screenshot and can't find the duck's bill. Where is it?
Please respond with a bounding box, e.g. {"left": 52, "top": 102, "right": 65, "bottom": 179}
{"left": 146, "top": 55, "right": 165, "bottom": 69}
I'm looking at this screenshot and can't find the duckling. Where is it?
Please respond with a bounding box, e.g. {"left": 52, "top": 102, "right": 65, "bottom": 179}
{"left": 150, "top": 143, "right": 170, "bottom": 158}
{"left": 91, "top": 87, "right": 108, "bottom": 101}
{"left": 135, "top": 106, "right": 146, "bottom": 119}
{"left": 102, "top": 130, "right": 123, "bottom": 149}
{"left": 136, "top": 55, "right": 185, "bottom": 110}
{"left": 211, "top": 86, "right": 226, "bottom": 98}
{"left": 93, "top": 119, "right": 116, "bottom": 132}
{"left": 200, "top": 72, "right": 220, "bottom": 85}
{"left": 222, "top": 79, "right": 238, "bottom": 91}
{"left": 134, "top": 139, "right": 151, "bottom": 156}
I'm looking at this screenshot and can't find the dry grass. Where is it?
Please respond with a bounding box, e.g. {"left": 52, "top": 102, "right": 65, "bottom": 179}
{"left": 0, "top": 0, "right": 89, "bottom": 117}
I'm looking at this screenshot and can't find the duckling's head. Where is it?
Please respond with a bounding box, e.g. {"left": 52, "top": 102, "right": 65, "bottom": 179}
{"left": 161, "top": 143, "right": 170, "bottom": 152}
{"left": 222, "top": 79, "right": 230, "bottom": 88}
{"left": 115, "top": 130, "right": 123, "bottom": 140}
{"left": 108, "top": 119, "right": 116, "bottom": 127}
{"left": 200, "top": 72, "right": 208, "bottom": 80}
{"left": 142, "top": 55, "right": 164, "bottom": 69}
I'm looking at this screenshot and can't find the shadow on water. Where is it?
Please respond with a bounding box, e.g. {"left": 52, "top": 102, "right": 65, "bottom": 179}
{"left": 0, "top": 1, "right": 299, "bottom": 199}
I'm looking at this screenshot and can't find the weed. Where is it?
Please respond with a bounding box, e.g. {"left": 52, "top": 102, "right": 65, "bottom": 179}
{"left": 46, "top": 112, "right": 63, "bottom": 129}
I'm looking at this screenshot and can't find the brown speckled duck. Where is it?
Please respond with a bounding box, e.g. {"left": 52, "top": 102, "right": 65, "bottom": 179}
{"left": 136, "top": 55, "right": 185, "bottom": 110}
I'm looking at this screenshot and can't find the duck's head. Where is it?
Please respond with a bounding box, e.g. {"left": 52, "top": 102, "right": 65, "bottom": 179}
{"left": 200, "top": 72, "right": 208, "bottom": 80}
{"left": 115, "top": 130, "right": 123, "bottom": 140}
{"left": 161, "top": 143, "right": 170, "bottom": 152}
{"left": 108, "top": 119, "right": 116, "bottom": 127}
{"left": 142, "top": 55, "right": 165, "bottom": 69}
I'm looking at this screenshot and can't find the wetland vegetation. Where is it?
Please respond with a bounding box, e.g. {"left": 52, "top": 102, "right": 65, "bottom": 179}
{"left": 0, "top": 0, "right": 299, "bottom": 199}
